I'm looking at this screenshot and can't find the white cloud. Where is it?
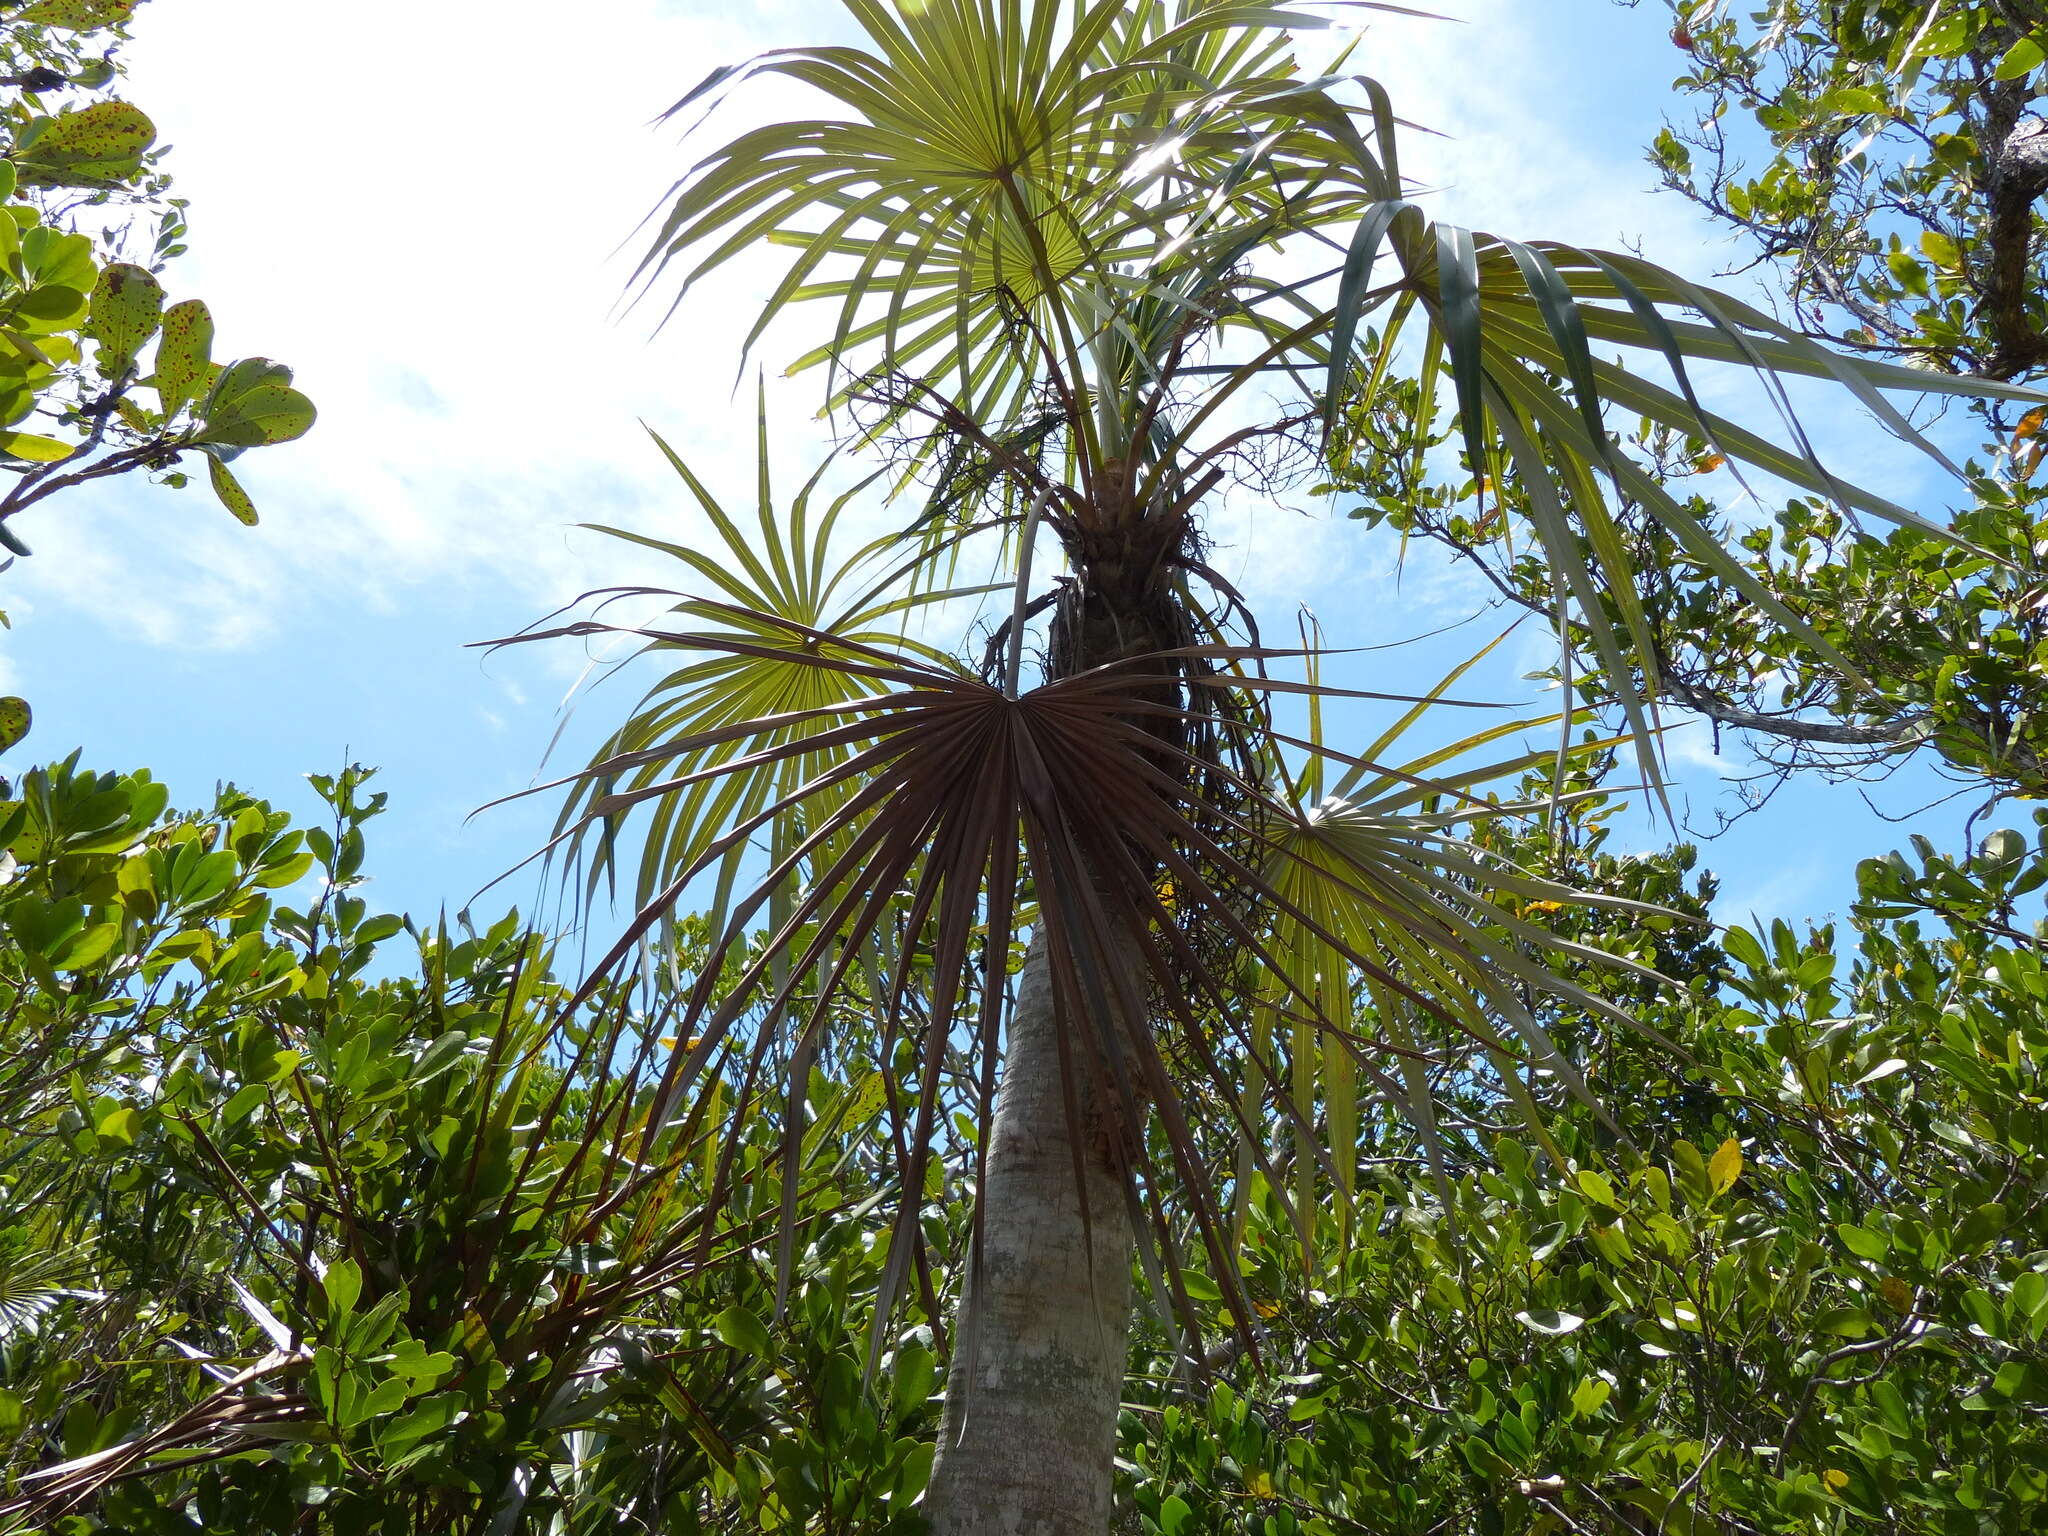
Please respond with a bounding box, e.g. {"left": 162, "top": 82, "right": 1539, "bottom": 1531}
{"left": 6, "top": 0, "right": 1949, "bottom": 691}
{"left": 1665, "top": 716, "right": 1738, "bottom": 777}
{"left": 14, "top": 0, "right": 872, "bottom": 644}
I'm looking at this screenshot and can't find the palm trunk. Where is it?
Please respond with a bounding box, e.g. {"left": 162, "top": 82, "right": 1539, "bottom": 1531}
{"left": 923, "top": 938, "right": 1134, "bottom": 1535}
{"left": 924, "top": 527, "right": 1183, "bottom": 1533}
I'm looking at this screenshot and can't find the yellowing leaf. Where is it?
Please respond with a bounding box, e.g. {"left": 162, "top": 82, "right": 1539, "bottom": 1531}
{"left": 1709, "top": 1136, "right": 1742, "bottom": 1195}
{"left": 14, "top": 0, "right": 139, "bottom": 26}
{"left": 153, "top": 298, "right": 214, "bottom": 417}
{"left": 1823, "top": 1468, "right": 1849, "bottom": 1491}
{"left": 17, "top": 100, "right": 155, "bottom": 182}
{"left": 206, "top": 453, "right": 258, "bottom": 526}
{"left": 0, "top": 696, "right": 27, "bottom": 753}
{"left": 2012, "top": 406, "right": 2046, "bottom": 445}
{"left": 0, "top": 429, "right": 72, "bottom": 462}
{"left": 86, "top": 261, "right": 163, "bottom": 379}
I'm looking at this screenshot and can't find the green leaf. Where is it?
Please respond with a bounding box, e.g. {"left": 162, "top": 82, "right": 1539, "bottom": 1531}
{"left": 892, "top": 1439, "right": 934, "bottom": 1502}
{"left": 206, "top": 453, "right": 258, "bottom": 525}
{"left": 407, "top": 1030, "right": 469, "bottom": 1085}
{"left": 1813, "top": 1305, "right": 1873, "bottom": 1339}
{"left": 1515, "top": 1308, "right": 1585, "bottom": 1335}
{"left": 1288, "top": 1392, "right": 1328, "bottom": 1422}
{"left": 1993, "top": 37, "right": 2044, "bottom": 79}
{"left": 2015, "top": 1271, "right": 2048, "bottom": 1321}
{"left": 153, "top": 299, "right": 213, "bottom": 417}
{"left": 1569, "top": 1376, "right": 1611, "bottom": 1418}
{"left": 17, "top": 228, "right": 94, "bottom": 294}
{"left": 375, "top": 1392, "right": 463, "bottom": 1460}
{"left": 1827, "top": 86, "right": 1886, "bottom": 117}
{"left": 53, "top": 921, "right": 118, "bottom": 970}
{"left": 1837, "top": 1223, "right": 1888, "bottom": 1260}
{"left": 712, "top": 1304, "right": 770, "bottom": 1359}
{"left": 220, "top": 1082, "right": 266, "bottom": 1125}
{"left": 86, "top": 262, "right": 163, "bottom": 379}
{"left": 93, "top": 1105, "right": 138, "bottom": 1147}
{"left": 1956, "top": 1202, "right": 2008, "bottom": 1250}
{"left": 7, "top": 895, "right": 84, "bottom": 958}
{"left": 0, "top": 696, "right": 28, "bottom": 754}
{"left": 0, "top": 430, "right": 73, "bottom": 462}
{"left": 1575, "top": 1168, "right": 1618, "bottom": 1206}
{"left": 323, "top": 1258, "right": 362, "bottom": 1321}
{"left": 1962, "top": 1288, "right": 2003, "bottom": 1338}
{"left": 890, "top": 1343, "right": 935, "bottom": 1424}
{"left": 15, "top": 284, "right": 84, "bottom": 322}
{"left": 1158, "top": 1494, "right": 1193, "bottom": 1536}
{"left": 198, "top": 383, "right": 315, "bottom": 447}
{"left": 1723, "top": 927, "right": 1767, "bottom": 970}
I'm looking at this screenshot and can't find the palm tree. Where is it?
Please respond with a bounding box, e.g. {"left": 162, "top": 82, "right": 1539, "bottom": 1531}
{"left": 515, "top": 2, "right": 2033, "bottom": 1529}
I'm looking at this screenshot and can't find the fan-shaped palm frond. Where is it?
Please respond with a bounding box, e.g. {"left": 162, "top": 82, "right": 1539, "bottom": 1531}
{"left": 507, "top": 401, "right": 1002, "bottom": 929}
{"left": 643, "top": 1, "right": 1398, "bottom": 431}
{"left": 643, "top": 0, "right": 2039, "bottom": 787}
{"left": 0, "top": 1235, "right": 100, "bottom": 1340}
{"left": 1251, "top": 690, "right": 1675, "bottom": 1253}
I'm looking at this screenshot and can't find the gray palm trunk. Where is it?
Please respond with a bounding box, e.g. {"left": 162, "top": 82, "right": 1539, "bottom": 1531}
{"left": 924, "top": 940, "right": 1135, "bottom": 1535}
{"left": 924, "top": 562, "right": 1180, "bottom": 1533}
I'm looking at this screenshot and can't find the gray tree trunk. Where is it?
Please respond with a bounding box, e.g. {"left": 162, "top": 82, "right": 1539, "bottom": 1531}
{"left": 923, "top": 939, "right": 1134, "bottom": 1536}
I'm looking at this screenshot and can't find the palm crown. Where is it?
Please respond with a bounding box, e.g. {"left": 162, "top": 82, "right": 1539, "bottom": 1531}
{"left": 511, "top": 0, "right": 2031, "bottom": 1349}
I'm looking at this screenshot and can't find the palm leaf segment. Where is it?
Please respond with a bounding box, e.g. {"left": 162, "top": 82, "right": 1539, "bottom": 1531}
{"left": 643, "top": 0, "right": 2039, "bottom": 786}
{"left": 1250, "top": 642, "right": 1671, "bottom": 1251}
{"left": 529, "top": 402, "right": 987, "bottom": 926}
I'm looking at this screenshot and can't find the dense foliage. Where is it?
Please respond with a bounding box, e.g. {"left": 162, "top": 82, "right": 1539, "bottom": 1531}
{"left": 1326, "top": 1, "right": 2048, "bottom": 805}
{"left": 2, "top": 753, "right": 2044, "bottom": 1535}
{"left": 0, "top": 761, "right": 959, "bottom": 1534}
{"left": 1120, "top": 778, "right": 2048, "bottom": 1535}
{"left": 1654, "top": 0, "right": 2046, "bottom": 381}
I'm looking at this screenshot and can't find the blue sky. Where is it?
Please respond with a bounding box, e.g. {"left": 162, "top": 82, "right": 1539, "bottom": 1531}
{"left": 0, "top": 0, "right": 2002, "bottom": 943}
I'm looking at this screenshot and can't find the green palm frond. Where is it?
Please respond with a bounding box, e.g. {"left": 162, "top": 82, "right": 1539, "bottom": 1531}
{"left": 507, "top": 401, "right": 1001, "bottom": 925}
{"left": 641, "top": 1, "right": 1398, "bottom": 439}
{"left": 645, "top": 0, "right": 2040, "bottom": 784}
{"left": 1242, "top": 637, "right": 1679, "bottom": 1256}
{"left": 0, "top": 1235, "right": 99, "bottom": 1340}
